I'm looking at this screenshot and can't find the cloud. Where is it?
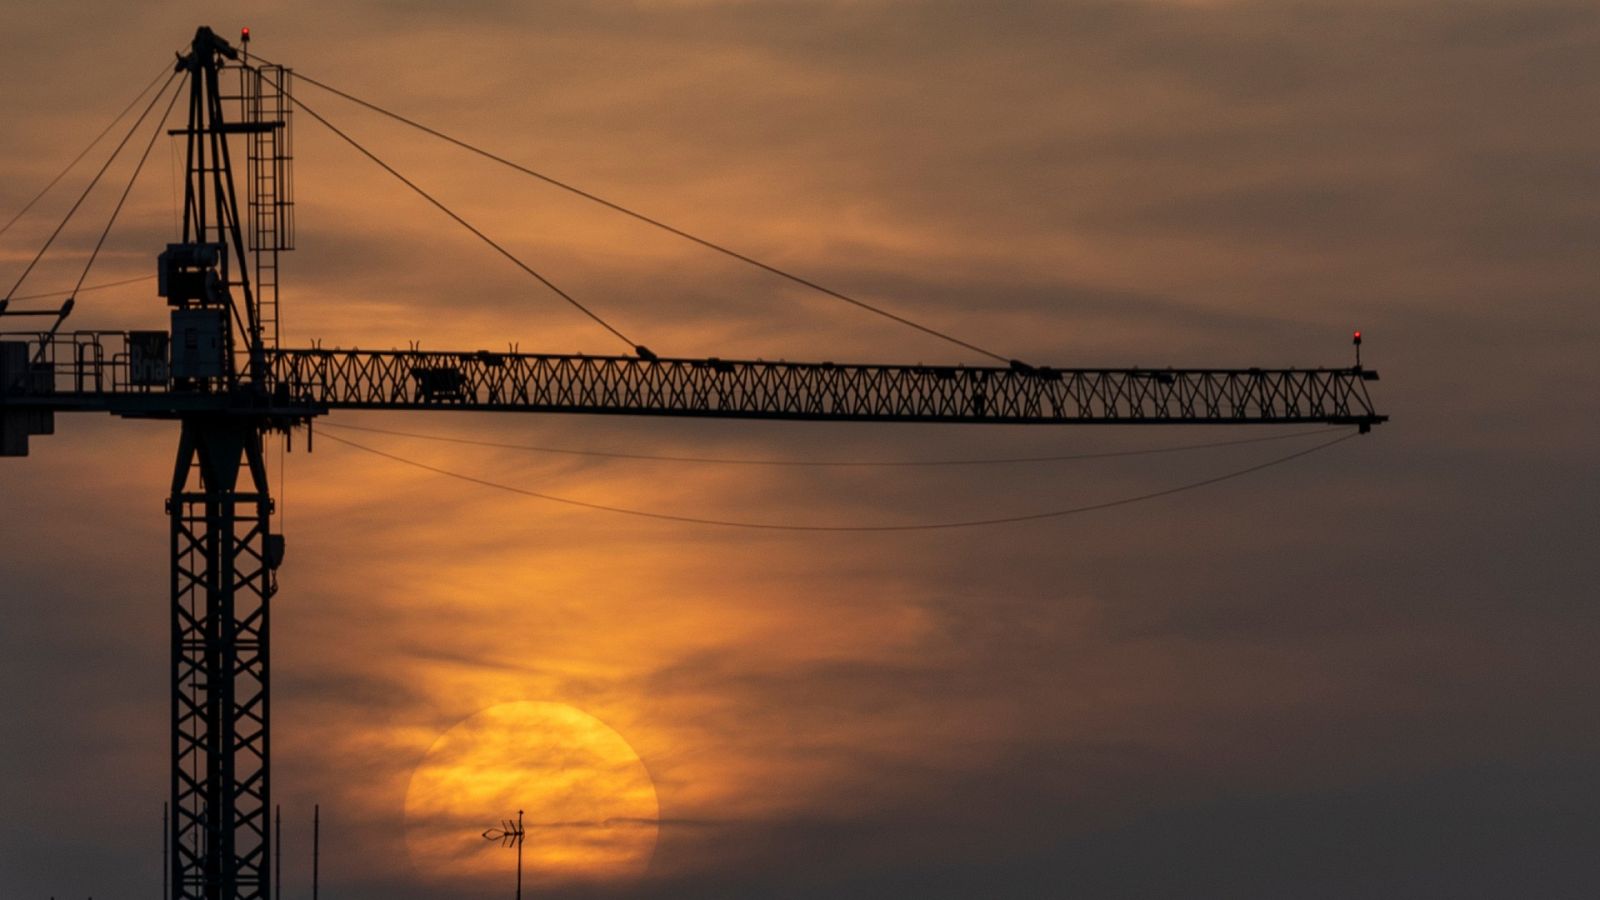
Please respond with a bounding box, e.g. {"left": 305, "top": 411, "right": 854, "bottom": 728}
{"left": 3, "top": 1, "right": 1599, "bottom": 897}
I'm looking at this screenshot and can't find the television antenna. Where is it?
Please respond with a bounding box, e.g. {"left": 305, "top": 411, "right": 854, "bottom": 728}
{"left": 482, "top": 811, "right": 527, "bottom": 900}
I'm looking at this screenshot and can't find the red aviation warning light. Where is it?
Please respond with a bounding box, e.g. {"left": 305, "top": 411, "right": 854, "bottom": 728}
{"left": 1353, "top": 330, "right": 1362, "bottom": 344}
{"left": 241, "top": 26, "right": 251, "bottom": 43}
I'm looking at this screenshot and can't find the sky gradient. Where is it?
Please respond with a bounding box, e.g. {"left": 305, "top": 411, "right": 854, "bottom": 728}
{"left": 2, "top": 1, "right": 1598, "bottom": 897}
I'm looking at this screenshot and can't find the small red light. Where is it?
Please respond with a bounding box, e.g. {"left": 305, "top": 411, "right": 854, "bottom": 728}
{"left": 241, "top": 27, "right": 251, "bottom": 41}
{"left": 1353, "top": 330, "right": 1362, "bottom": 341}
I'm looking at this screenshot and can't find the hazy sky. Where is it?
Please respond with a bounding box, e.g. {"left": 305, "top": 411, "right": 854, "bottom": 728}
{"left": 2, "top": 1, "right": 1598, "bottom": 897}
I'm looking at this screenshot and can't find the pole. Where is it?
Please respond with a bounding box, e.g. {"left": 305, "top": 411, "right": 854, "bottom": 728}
{"left": 274, "top": 804, "right": 281, "bottom": 900}
{"left": 516, "top": 808, "right": 524, "bottom": 900}
{"left": 162, "top": 802, "right": 168, "bottom": 900}
{"left": 312, "top": 803, "right": 320, "bottom": 900}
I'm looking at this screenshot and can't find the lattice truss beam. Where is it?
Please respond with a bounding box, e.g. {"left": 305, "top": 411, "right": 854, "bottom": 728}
{"left": 277, "top": 350, "right": 1383, "bottom": 425}
{"left": 168, "top": 419, "right": 275, "bottom": 899}
{"left": 2, "top": 333, "right": 1386, "bottom": 428}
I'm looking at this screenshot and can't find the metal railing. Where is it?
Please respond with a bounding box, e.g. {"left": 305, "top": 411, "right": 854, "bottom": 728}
{"left": 0, "top": 331, "right": 140, "bottom": 395}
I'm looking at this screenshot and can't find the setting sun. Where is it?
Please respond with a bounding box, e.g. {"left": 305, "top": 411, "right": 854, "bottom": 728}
{"left": 403, "top": 701, "right": 660, "bottom": 889}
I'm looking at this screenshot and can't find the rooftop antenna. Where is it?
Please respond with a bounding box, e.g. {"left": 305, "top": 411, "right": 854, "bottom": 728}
{"left": 482, "top": 809, "right": 526, "bottom": 900}
{"left": 312, "top": 804, "right": 320, "bottom": 900}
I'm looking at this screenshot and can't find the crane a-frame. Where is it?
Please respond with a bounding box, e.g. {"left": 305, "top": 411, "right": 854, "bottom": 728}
{"left": 0, "top": 26, "right": 1386, "bottom": 900}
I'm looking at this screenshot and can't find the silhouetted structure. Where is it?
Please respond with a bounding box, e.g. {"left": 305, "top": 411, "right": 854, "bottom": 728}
{"left": 483, "top": 810, "right": 527, "bottom": 899}
{"left": 0, "top": 25, "right": 1386, "bottom": 900}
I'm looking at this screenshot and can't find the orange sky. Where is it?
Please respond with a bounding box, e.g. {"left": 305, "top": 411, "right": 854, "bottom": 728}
{"left": 3, "top": 2, "right": 1599, "bottom": 898}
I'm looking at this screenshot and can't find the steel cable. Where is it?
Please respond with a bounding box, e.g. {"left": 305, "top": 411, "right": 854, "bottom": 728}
{"left": 270, "top": 78, "right": 646, "bottom": 355}
{"left": 70, "top": 79, "right": 186, "bottom": 300}
{"left": 3, "top": 70, "right": 181, "bottom": 303}
{"left": 320, "top": 429, "right": 1359, "bottom": 531}
{"left": 4, "top": 274, "right": 155, "bottom": 302}
{"left": 0, "top": 62, "right": 171, "bottom": 240}
{"left": 250, "top": 58, "right": 1013, "bottom": 364}
{"left": 318, "top": 420, "right": 1348, "bottom": 468}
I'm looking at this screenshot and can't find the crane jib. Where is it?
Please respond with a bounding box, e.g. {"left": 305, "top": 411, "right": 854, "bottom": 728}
{"left": 2, "top": 332, "right": 1385, "bottom": 448}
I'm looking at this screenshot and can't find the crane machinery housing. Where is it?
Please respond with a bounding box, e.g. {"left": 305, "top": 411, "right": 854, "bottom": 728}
{"left": 0, "top": 26, "right": 1386, "bottom": 900}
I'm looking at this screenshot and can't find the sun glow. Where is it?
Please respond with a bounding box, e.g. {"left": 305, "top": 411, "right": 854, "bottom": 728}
{"left": 403, "top": 701, "right": 660, "bottom": 887}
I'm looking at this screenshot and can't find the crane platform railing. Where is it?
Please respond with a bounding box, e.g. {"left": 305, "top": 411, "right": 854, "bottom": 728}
{"left": 0, "top": 330, "right": 147, "bottom": 395}
{"left": 2, "top": 330, "right": 1385, "bottom": 428}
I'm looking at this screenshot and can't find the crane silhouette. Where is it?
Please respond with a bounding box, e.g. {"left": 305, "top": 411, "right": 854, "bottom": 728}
{"left": 0, "top": 26, "right": 1385, "bottom": 900}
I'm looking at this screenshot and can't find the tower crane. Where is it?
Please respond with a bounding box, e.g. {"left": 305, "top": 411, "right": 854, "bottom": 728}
{"left": 0, "top": 26, "right": 1386, "bottom": 900}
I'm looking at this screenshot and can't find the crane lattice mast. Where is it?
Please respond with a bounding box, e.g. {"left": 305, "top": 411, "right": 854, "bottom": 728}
{"left": 0, "top": 26, "right": 1385, "bottom": 900}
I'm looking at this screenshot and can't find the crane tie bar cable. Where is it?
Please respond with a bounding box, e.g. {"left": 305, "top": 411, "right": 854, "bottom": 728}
{"left": 267, "top": 76, "right": 647, "bottom": 356}
{"left": 0, "top": 62, "right": 171, "bottom": 240}
{"left": 4, "top": 274, "right": 155, "bottom": 303}
{"left": 3, "top": 70, "right": 181, "bottom": 305}
{"left": 249, "top": 56, "right": 1012, "bottom": 365}
{"left": 70, "top": 79, "right": 185, "bottom": 304}
{"left": 320, "top": 429, "right": 1360, "bottom": 531}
